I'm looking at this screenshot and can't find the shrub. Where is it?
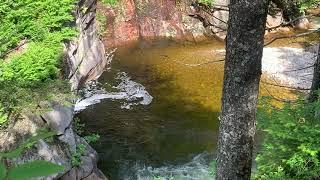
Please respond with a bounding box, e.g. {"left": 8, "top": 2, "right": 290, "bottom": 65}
{"left": 0, "top": 106, "right": 8, "bottom": 126}
{"left": 0, "top": 0, "right": 77, "bottom": 117}
{"left": 298, "top": 0, "right": 319, "bottom": 12}
{"left": 255, "top": 97, "right": 320, "bottom": 179}
{"left": 0, "top": 0, "right": 76, "bottom": 57}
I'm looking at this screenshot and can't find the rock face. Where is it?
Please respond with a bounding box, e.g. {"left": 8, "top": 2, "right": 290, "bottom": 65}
{"left": 98, "top": 0, "right": 310, "bottom": 46}
{"left": 0, "top": 103, "right": 108, "bottom": 180}
{"left": 65, "top": 0, "right": 111, "bottom": 91}
{"left": 99, "top": 0, "right": 209, "bottom": 47}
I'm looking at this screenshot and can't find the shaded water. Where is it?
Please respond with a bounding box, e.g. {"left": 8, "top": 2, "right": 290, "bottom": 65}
{"left": 78, "top": 40, "right": 299, "bottom": 179}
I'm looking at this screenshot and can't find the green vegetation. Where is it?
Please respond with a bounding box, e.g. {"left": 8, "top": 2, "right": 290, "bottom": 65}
{"left": 74, "top": 117, "right": 86, "bottom": 135}
{"left": 0, "top": 130, "right": 65, "bottom": 180}
{"left": 0, "top": 0, "right": 77, "bottom": 118}
{"left": 0, "top": 105, "right": 8, "bottom": 127}
{"left": 0, "top": 0, "right": 76, "bottom": 58}
{"left": 0, "top": 130, "right": 55, "bottom": 158}
{"left": 198, "top": 0, "right": 215, "bottom": 6}
{"left": 0, "top": 80, "right": 73, "bottom": 119}
{"left": 96, "top": 9, "right": 107, "bottom": 36}
{"left": 0, "top": 0, "right": 77, "bottom": 176}
{"left": 101, "top": 0, "right": 117, "bottom": 7}
{"left": 71, "top": 143, "right": 86, "bottom": 167}
{"left": 71, "top": 134, "right": 100, "bottom": 167}
{"left": 1, "top": 160, "right": 64, "bottom": 180}
{"left": 255, "top": 96, "right": 320, "bottom": 179}
{"left": 298, "top": 0, "right": 319, "bottom": 12}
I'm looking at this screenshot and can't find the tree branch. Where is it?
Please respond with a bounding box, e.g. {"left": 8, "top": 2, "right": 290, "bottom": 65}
{"left": 261, "top": 80, "right": 310, "bottom": 90}
{"left": 266, "top": 13, "right": 319, "bottom": 31}
{"left": 264, "top": 28, "right": 320, "bottom": 47}
{"left": 173, "top": 58, "right": 225, "bottom": 67}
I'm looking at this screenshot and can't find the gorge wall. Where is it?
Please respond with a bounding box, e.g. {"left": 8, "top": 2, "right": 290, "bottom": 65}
{"left": 98, "top": 0, "right": 309, "bottom": 47}
{"left": 98, "top": 0, "right": 211, "bottom": 47}
{"left": 65, "top": 0, "right": 111, "bottom": 91}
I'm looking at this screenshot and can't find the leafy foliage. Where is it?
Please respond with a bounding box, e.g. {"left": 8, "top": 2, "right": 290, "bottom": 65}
{"left": 74, "top": 117, "right": 85, "bottom": 135}
{"left": 100, "top": 0, "right": 117, "bottom": 7}
{"left": 198, "top": 0, "right": 215, "bottom": 6}
{"left": 0, "top": 130, "right": 64, "bottom": 179}
{"left": 6, "top": 160, "right": 65, "bottom": 180}
{"left": 297, "top": 0, "right": 319, "bottom": 11}
{"left": 0, "top": 0, "right": 77, "bottom": 118}
{"left": 84, "top": 134, "right": 100, "bottom": 144}
{"left": 0, "top": 105, "right": 8, "bottom": 126}
{"left": 255, "top": 97, "right": 320, "bottom": 179}
{"left": 71, "top": 134, "right": 100, "bottom": 167}
{"left": 0, "top": 160, "right": 7, "bottom": 180}
{"left": 0, "top": 79, "right": 73, "bottom": 118}
{"left": 0, "top": 0, "right": 76, "bottom": 57}
{"left": 96, "top": 9, "right": 107, "bottom": 36}
{"left": 0, "top": 130, "right": 55, "bottom": 159}
{"left": 71, "top": 143, "right": 86, "bottom": 167}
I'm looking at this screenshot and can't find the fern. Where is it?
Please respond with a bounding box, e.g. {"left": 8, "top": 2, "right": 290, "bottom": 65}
{"left": 0, "top": 0, "right": 77, "bottom": 118}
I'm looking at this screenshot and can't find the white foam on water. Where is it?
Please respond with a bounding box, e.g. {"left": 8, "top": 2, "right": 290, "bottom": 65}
{"left": 122, "top": 152, "right": 214, "bottom": 180}
{"left": 74, "top": 72, "right": 153, "bottom": 112}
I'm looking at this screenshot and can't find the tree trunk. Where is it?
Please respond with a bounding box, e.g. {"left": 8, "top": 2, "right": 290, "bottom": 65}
{"left": 308, "top": 44, "right": 320, "bottom": 102}
{"left": 216, "top": 0, "right": 269, "bottom": 179}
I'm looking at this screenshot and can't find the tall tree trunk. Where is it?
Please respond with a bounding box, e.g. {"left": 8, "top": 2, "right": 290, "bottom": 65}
{"left": 308, "top": 44, "right": 320, "bottom": 102}
{"left": 216, "top": 0, "right": 269, "bottom": 179}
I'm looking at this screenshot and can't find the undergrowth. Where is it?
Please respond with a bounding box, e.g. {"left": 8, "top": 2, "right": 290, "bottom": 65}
{"left": 255, "top": 96, "right": 320, "bottom": 179}
{"left": 0, "top": 0, "right": 77, "bottom": 116}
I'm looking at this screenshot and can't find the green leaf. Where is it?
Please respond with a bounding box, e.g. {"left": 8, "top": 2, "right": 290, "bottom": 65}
{"left": 0, "top": 159, "right": 7, "bottom": 180}
{"left": 7, "top": 160, "right": 65, "bottom": 180}
{"left": 0, "top": 130, "right": 55, "bottom": 158}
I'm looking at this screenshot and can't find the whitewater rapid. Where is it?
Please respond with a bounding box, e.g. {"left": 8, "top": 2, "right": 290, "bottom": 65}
{"left": 74, "top": 72, "right": 153, "bottom": 112}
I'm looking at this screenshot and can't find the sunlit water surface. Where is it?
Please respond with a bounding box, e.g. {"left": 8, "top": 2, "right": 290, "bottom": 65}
{"left": 78, "top": 39, "right": 310, "bottom": 179}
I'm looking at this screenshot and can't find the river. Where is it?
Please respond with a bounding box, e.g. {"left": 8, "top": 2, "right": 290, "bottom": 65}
{"left": 77, "top": 34, "right": 318, "bottom": 179}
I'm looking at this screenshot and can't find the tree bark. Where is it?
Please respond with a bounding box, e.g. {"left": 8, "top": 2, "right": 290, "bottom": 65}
{"left": 308, "top": 44, "right": 320, "bottom": 102}
{"left": 216, "top": 0, "right": 269, "bottom": 179}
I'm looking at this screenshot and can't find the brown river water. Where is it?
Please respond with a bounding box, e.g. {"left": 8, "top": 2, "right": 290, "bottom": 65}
{"left": 78, "top": 33, "right": 318, "bottom": 179}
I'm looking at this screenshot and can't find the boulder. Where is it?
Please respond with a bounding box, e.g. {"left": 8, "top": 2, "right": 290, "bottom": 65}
{"left": 39, "top": 101, "right": 74, "bottom": 135}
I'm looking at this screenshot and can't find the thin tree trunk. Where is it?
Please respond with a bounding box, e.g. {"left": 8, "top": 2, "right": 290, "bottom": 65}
{"left": 308, "top": 44, "right": 320, "bottom": 102}
{"left": 216, "top": 0, "right": 269, "bottom": 179}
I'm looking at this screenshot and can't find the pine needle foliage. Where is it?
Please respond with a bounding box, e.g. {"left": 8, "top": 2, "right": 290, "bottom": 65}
{"left": 255, "top": 96, "right": 320, "bottom": 179}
